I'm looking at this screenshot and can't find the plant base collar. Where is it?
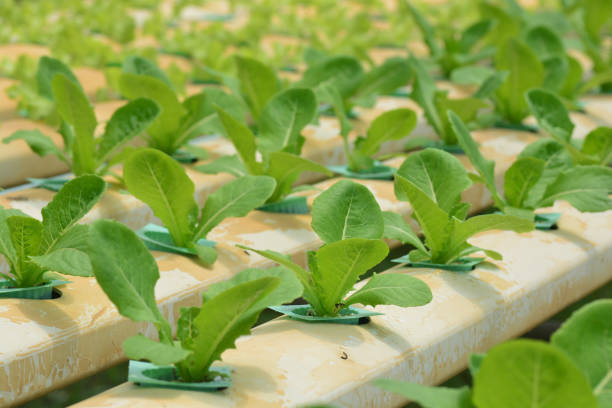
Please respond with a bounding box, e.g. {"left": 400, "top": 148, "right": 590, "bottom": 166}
{"left": 392, "top": 254, "right": 484, "bottom": 272}
{"left": 257, "top": 196, "right": 309, "bottom": 214}
{"left": 494, "top": 121, "right": 539, "bottom": 133}
{"left": 0, "top": 280, "right": 69, "bottom": 299}
{"left": 137, "top": 224, "right": 215, "bottom": 255}
{"left": 270, "top": 304, "right": 382, "bottom": 325}
{"left": 327, "top": 163, "right": 395, "bottom": 180}
{"left": 535, "top": 212, "right": 561, "bottom": 230}
{"left": 172, "top": 150, "right": 199, "bottom": 164}
{"left": 28, "top": 177, "right": 70, "bottom": 192}
{"left": 128, "top": 361, "right": 231, "bottom": 391}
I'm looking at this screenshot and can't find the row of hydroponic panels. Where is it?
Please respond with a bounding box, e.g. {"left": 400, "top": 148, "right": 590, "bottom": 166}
{"left": 0, "top": 0, "right": 611, "bottom": 407}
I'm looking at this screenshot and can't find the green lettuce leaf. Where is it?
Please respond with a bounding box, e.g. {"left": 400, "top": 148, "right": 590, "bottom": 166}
{"left": 181, "top": 277, "right": 279, "bottom": 381}
{"left": 235, "top": 56, "right": 279, "bottom": 120}
{"left": 313, "top": 238, "right": 388, "bottom": 315}
{"left": 551, "top": 299, "right": 612, "bottom": 407}
{"left": 311, "top": 179, "right": 383, "bottom": 243}
{"left": 123, "top": 148, "right": 198, "bottom": 247}
{"left": 194, "top": 175, "right": 276, "bottom": 239}
{"left": 89, "top": 219, "right": 172, "bottom": 342}
{"left": 345, "top": 273, "right": 432, "bottom": 308}
{"left": 473, "top": 340, "right": 598, "bottom": 408}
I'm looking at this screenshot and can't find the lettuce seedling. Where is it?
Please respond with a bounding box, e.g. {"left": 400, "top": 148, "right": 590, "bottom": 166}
{"left": 4, "top": 57, "right": 160, "bottom": 180}
{"left": 450, "top": 111, "right": 612, "bottom": 222}
{"left": 0, "top": 175, "right": 105, "bottom": 288}
{"left": 197, "top": 106, "right": 332, "bottom": 206}
{"left": 240, "top": 180, "right": 433, "bottom": 318}
{"left": 375, "top": 299, "right": 611, "bottom": 408}
{"left": 490, "top": 39, "right": 545, "bottom": 125}
{"left": 234, "top": 56, "right": 281, "bottom": 121}
{"left": 404, "top": 1, "right": 494, "bottom": 78}
{"left": 3, "top": 55, "right": 59, "bottom": 122}
{"left": 564, "top": 0, "right": 612, "bottom": 92}
{"left": 526, "top": 89, "right": 612, "bottom": 166}
{"left": 407, "top": 56, "right": 488, "bottom": 148}
{"left": 118, "top": 56, "right": 245, "bottom": 158}
{"left": 387, "top": 148, "right": 533, "bottom": 265}
{"left": 123, "top": 148, "right": 276, "bottom": 264}
{"left": 340, "top": 108, "right": 417, "bottom": 173}
{"left": 522, "top": 25, "right": 612, "bottom": 109}
{"left": 88, "top": 219, "right": 299, "bottom": 383}
{"left": 295, "top": 55, "right": 411, "bottom": 138}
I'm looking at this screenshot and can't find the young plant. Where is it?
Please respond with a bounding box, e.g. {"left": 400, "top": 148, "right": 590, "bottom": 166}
{"left": 526, "top": 89, "right": 612, "bottom": 166}
{"left": 563, "top": 0, "right": 612, "bottom": 92}
{"left": 374, "top": 299, "right": 611, "bottom": 408}
{"left": 240, "top": 180, "right": 433, "bottom": 318}
{"left": 0, "top": 175, "right": 106, "bottom": 288}
{"left": 489, "top": 38, "right": 545, "bottom": 126}
{"left": 523, "top": 25, "right": 612, "bottom": 109}
{"left": 3, "top": 55, "right": 58, "bottom": 122}
{"left": 407, "top": 56, "right": 488, "bottom": 149}
{"left": 451, "top": 108, "right": 612, "bottom": 223}
{"left": 295, "top": 55, "right": 412, "bottom": 139}
{"left": 118, "top": 56, "right": 245, "bottom": 159}
{"left": 386, "top": 148, "right": 533, "bottom": 266}
{"left": 233, "top": 56, "right": 281, "bottom": 122}
{"left": 88, "top": 219, "right": 299, "bottom": 383}
{"left": 339, "top": 108, "right": 417, "bottom": 174}
{"left": 197, "top": 105, "right": 332, "bottom": 207}
{"left": 123, "top": 148, "right": 276, "bottom": 264}
{"left": 3, "top": 57, "right": 160, "bottom": 181}
{"left": 404, "top": 1, "right": 495, "bottom": 79}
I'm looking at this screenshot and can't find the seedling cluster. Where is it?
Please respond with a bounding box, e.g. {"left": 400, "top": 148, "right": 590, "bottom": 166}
{"left": 1, "top": 0, "right": 611, "bottom": 405}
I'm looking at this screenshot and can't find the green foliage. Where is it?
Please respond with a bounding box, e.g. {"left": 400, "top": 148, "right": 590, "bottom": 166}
{"left": 565, "top": 0, "right": 612, "bottom": 91}
{"left": 240, "top": 179, "right": 432, "bottom": 318}
{"left": 119, "top": 56, "right": 244, "bottom": 155}
{"left": 4, "top": 57, "right": 160, "bottom": 177}
{"left": 296, "top": 55, "right": 411, "bottom": 145}
{"left": 375, "top": 379, "right": 472, "bottom": 408}
{"left": 375, "top": 299, "right": 611, "bottom": 408}
{"left": 404, "top": 1, "right": 494, "bottom": 78}
{"left": 451, "top": 111, "right": 612, "bottom": 218}
{"left": 257, "top": 88, "right": 318, "bottom": 155}
{"left": 235, "top": 56, "right": 280, "bottom": 120}
{"left": 123, "top": 148, "right": 275, "bottom": 263}
{"left": 201, "top": 267, "right": 303, "bottom": 313}
{"left": 199, "top": 106, "right": 331, "bottom": 204}
{"left": 345, "top": 108, "right": 417, "bottom": 172}
{"left": 527, "top": 89, "right": 612, "bottom": 166}
{"left": 479, "top": 3, "right": 521, "bottom": 47}
{"left": 493, "top": 39, "right": 544, "bottom": 124}
{"left": 551, "top": 300, "right": 612, "bottom": 406}
{"left": 352, "top": 58, "right": 412, "bottom": 108}
{"left": 176, "top": 277, "right": 278, "bottom": 381}
{"left": 390, "top": 148, "right": 533, "bottom": 264}
{"left": 89, "top": 219, "right": 285, "bottom": 382}
{"left": 473, "top": 341, "right": 598, "bottom": 408}
{"left": 311, "top": 180, "right": 383, "bottom": 243}
{"left": 0, "top": 175, "right": 105, "bottom": 288}
{"left": 408, "top": 57, "right": 487, "bottom": 146}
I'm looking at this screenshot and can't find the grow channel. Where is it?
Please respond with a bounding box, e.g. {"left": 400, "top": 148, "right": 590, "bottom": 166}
{"left": 1, "top": 65, "right": 608, "bottom": 404}
{"left": 0, "top": 102, "right": 547, "bottom": 404}
{"left": 0, "top": 1, "right": 609, "bottom": 403}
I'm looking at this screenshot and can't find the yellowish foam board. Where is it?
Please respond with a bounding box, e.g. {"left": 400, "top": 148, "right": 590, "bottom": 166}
{"left": 0, "top": 127, "right": 537, "bottom": 406}
{"left": 71, "top": 200, "right": 612, "bottom": 408}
